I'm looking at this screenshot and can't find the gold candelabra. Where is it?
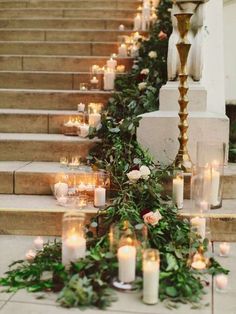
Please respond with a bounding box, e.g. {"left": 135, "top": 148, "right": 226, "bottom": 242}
{"left": 173, "top": 12, "right": 193, "bottom": 173}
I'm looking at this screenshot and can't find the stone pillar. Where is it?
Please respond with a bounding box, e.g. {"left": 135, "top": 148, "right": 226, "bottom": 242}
{"left": 137, "top": 0, "right": 229, "bottom": 165}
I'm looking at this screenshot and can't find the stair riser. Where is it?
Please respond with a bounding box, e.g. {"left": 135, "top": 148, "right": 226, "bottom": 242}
{"left": 0, "top": 19, "right": 133, "bottom": 29}
{"left": 0, "top": 90, "right": 111, "bottom": 110}
{"left": 0, "top": 0, "right": 140, "bottom": 9}
{"left": 0, "top": 9, "right": 136, "bottom": 19}
{"left": 0, "top": 112, "right": 92, "bottom": 134}
{"left": 0, "top": 30, "right": 142, "bottom": 42}
{"left": 0, "top": 72, "right": 106, "bottom": 90}
{"left": 0, "top": 140, "right": 97, "bottom": 162}
{"left": 0, "top": 172, "right": 13, "bottom": 194}
{"left": 0, "top": 56, "right": 133, "bottom": 72}
{"left": 0, "top": 42, "right": 118, "bottom": 56}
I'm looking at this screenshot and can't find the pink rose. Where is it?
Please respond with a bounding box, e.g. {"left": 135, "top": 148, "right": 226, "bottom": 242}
{"left": 143, "top": 210, "right": 162, "bottom": 226}
{"left": 158, "top": 31, "right": 167, "bottom": 40}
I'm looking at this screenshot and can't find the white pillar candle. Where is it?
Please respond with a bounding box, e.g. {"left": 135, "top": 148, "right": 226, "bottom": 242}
{"left": 34, "top": 236, "right": 44, "bottom": 250}
{"left": 119, "top": 24, "right": 125, "bottom": 31}
{"left": 79, "top": 124, "right": 89, "bottom": 138}
{"left": 190, "top": 217, "right": 206, "bottom": 240}
{"left": 77, "top": 103, "right": 85, "bottom": 112}
{"left": 130, "top": 45, "right": 139, "bottom": 58}
{"left": 172, "top": 176, "right": 184, "bottom": 209}
{"left": 107, "top": 58, "right": 117, "bottom": 70}
{"left": 54, "top": 182, "right": 69, "bottom": 198}
{"left": 94, "top": 186, "right": 106, "bottom": 207}
{"left": 143, "top": 260, "right": 159, "bottom": 304}
{"left": 88, "top": 113, "right": 101, "bottom": 128}
{"left": 210, "top": 167, "right": 220, "bottom": 207}
{"left": 118, "top": 44, "right": 128, "bottom": 57}
{"left": 77, "top": 182, "right": 86, "bottom": 192}
{"left": 103, "top": 69, "right": 115, "bottom": 90}
{"left": 134, "top": 13, "right": 142, "bottom": 30}
{"left": 118, "top": 245, "right": 136, "bottom": 283}
{"left": 219, "top": 242, "right": 230, "bottom": 257}
{"left": 25, "top": 249, "right": 36, "bottom": 262}
{"left": 215, "top": 274, "right": 228, "bottom": 290}
{"left": 200, "top": 200, "right": 209, "bottom": 212}
{"left": 62, "top": 234, "right": 86, "bottom": 265}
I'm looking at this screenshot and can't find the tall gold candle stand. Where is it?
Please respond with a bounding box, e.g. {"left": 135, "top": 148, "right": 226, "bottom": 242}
{"left": 173, "top": 12, "right": 193, "bottom": 173}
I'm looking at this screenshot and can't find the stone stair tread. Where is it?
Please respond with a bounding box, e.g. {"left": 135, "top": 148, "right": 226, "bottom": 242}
{"left": 0, "top": 132, "right": 98, "bottom": 142}
{"left": 0, "top": 40, "right": 118, "bottom": 44}
{"left": 0, "top": 108, "right": 78, "bottom": 115}
{"left": 180, "top": 199, "right": 236, "bottom": 218}
{"left": 0, "top": 87, "right": 112, "bottom": 93}
{"left": 0, "top": 54, "right": 133, "bottom": 59}
{"left": 0, "top": 160, "right": 29, "bottom": 172}
{"left": 0, "top": 17, "right": 133, "bottom": 21}
{"left": 0, "top": 194, "right": 98, "bottom": 213}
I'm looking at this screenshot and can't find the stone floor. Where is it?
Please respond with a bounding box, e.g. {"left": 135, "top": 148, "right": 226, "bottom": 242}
{"left": 0, "top": 236, "right": 235, "bottom": 314}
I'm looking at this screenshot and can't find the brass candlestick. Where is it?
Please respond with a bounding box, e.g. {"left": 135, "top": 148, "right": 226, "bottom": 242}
{"left": 174, "top": 12, "right": 193, "bottom": 173}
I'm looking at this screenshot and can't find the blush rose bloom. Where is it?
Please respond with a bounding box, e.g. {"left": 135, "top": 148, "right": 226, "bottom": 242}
{"left": 127, "top": 170, "right": 142, "bottom": 183}
{"left": 140, "top": 68, "right": 149, "bottom": 75}
{"left": 138, "top": 82, "right": 147, "bottom": 91}
{"left": 143, "top": 210, "right": 162, "bottom": 226}
{"left": 148, "top": 51, "right": 157, "bottom": 59}
{"left": 140, "top": 165, "right": 151, "bottom": 180}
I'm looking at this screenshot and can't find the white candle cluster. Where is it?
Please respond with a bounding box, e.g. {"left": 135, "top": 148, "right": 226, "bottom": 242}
{"left": 62, "top": 233, "right": 86, "bottom": 265}
{"left": 118, "top": 245, "right": 136, "bottom": 283}
{"left": 133, "top": 0, "right": 156, "bottom": 31}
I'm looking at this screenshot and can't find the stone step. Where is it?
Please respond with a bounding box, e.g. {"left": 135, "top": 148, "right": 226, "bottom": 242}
{"left": 0, "top": 194, "right": 98, "bottom": 236}
{"left": 0, "top": 108, "right": 85, "bottom": 133}
{"left": 0, "top": 55, "right": 133, "bottom": 72}
{"left": 0, "top": 41, "right": 118, "bottom": 56}
{"left": 0, "top": 89, "right": 112, "bottom": 110}
{"left": 0, "top": 18, "right": 133, "bottom": 30}
{"left": 0, "top": 194, "right": 235, "bottom": 239}
{"left": 0, "top": 71, "right": 106, "bottom": 90}
{"left": 0, "top": 8, "right": 137, "bottom": 19}
{"left": 0, "top": 0, "right": 140, "bottom": 10}
{"left": 0, "top": 29, "right": 146, "bottom": 42}
{"left": 0, "top": 133, "right": 99, "bottom": 161}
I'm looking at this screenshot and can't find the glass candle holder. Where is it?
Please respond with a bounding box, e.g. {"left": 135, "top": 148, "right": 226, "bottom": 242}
{"left": 69, "top": 156, "right": 80, "bottom": 168}
{"left": 172, "top": 170, "right": 184, "bottom": 209}
{"left": 62, "top": 211, "right": 86, "bottom": 266}
{"left": 142, "top": 249, "right": 160, "bottom": 305}
{"left": 103, "top": 66, "right": 116, "bottom": 91}
{"left": 90, "top": 76, "right": 99, "bottom": 90}
{"left": 79, "top": 83, "right": 89, "bottom": 91}
{"left": 60, "top": 156, "right": 68, "bottom": 168}
{"left": 88, "top": 102, "right": 102, "bottom": 114}
{"left": 112, "top": 222, "right": 137, "bottom": 291}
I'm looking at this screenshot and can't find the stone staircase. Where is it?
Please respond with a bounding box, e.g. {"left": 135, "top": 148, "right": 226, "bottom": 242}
{"left": 0, "top": 0, "right": 235, "bottom": 240}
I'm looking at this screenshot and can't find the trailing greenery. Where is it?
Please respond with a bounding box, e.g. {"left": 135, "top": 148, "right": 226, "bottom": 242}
{"left": 0, "top": 0, "right": 228, "bottom": 310}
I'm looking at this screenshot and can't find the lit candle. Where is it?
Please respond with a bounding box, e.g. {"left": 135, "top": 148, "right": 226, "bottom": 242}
{"left": 91, "top": 64, "right": 100, "bottom": 74}
{"left": 106, "top": 57, "right": 117, "bottom": 70}
{"left": 64, "top": 119, "right": 74, "bottom": 127}
{"left": 210, "top": 162, "right": 220, "bottom": 207}
{"left": 86, "top": 184, "right": 94, "bottom": 192}
{"left": 103, "top": 68, "right": 115, "bottom": 90}
{"left": 77, "top": 103, "right": 85, "bottom": 112}
{"left": 80, "top": 83, "right": 88, "bottom": 91}
{"left": 130, "top": 45, "right": 139, "bottom": 58}
{"left": 79, "top": 124, "right": 89, "bottom": 138}
{"left": 119, "top": 24, "right": 125, "bottom": 31}
{"left": 118, "top": 245, "right": 136, "bottom": 283}
{"left": 77, "top": 182, "right": 86, "bottom": 192}
{"left": 116, "top": 65, "right": 125, "bottom": 73}
{"left": 94, "top": 186, "right": 106, "bottom": 207}
{"left": 134, "top": 13, "right": 142, "bottom": 31}
{"left": 25, "top": 250, "right": 36, "bottom": 262}
{"left": 90, "top": 76, "right": 99, "bottom": 84}
{"left": 172, "top": 174, "right": 184, "bottom": 209}
{"left": 89, "top": 113, "right": 101, "bottom": 128}
{"left": 118, "top": 43, "right": 128, "bottom": 57}
{"left": 219, "top": 242, "right": 230, "bottom": 257}
{"left": 54, "top": 182, "right": 69, "bottom": 198}
{"left": 200, "top": 200, "right": 209, "bottom": 212}
{"left": 215, "top": 274, "right": 228, "bottom": 290}
{"left": 62, "top": 233, "right": 86, "bottom": 265}
{"left": 190, "top": 217, "right": 206, "bottom": 240}
{"left": 191, "top": 260, "right": 206, "bottom": 270}
{"left": 143, "top": 258, "right": 159, "bottom": 304}
{"left": 34, "top": 236, "right": 44, "bottom": 250}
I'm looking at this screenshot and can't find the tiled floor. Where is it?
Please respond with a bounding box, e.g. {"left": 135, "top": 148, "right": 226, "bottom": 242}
{"left": 0, "top": 236, "right": 235, "bottom": 314}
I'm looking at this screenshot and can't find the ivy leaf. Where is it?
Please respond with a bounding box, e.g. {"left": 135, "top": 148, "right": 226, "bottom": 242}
{"left": 166, "top": 286, "right": 178, "bottom": 298}
{"left": 166, "top": 253, "right": 178, "bottom": 271}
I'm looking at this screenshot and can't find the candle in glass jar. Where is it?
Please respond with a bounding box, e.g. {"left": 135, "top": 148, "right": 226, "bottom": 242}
{"left": 116, "top": 65, "right": 125, "bottom": 73}
{"left": 77, "top": 182, "right": 86, "bottom": 192}
{"left": 118, "top": 245, "right": 136, "bottom": 283}
{"left": 77, "top": 103, "right": 85, "bottom": 112}
{"left": 191, "top": 260, "right": 206, "bottom": 270}
{"left": 172, "top": 175, "right": 184, "bottom": 209}
{"left": 62, "top": 233, "right": 86, "bottom": 265}
{"left": 190, "top": 216, "right": 206, "bottom": 240}
{"left": 143, "top": 260, "right": 159, "bottom": 304}
{"left": 130, "top": 45, "right": 139, "bottom": 58}
{"left": 210, "top": 166, "right": 220, "bottom": 207}
{"left": 119, "top": 24, "right": 125, "bottom": 31}
{"left": 89, "top": 113, "right": 101, "bottom": 128}
{"left": 215, "top": 274, "right": 228, "bottom": 290}
{"left": 79, "top": 124, "right": 89, "bottom": 138}
{"left": 118, "top": 44, "right": 128, "bottom": 57}
{"left": 103, "top": 69, "right": 115, "bottom": 90}
{"left": 94, "top": 186, "right": 106, "bottom": 207}
{"left": 34, "top": 236, "right": 44, "bottom": 250}
{"left": 107, "top": 58, "right": 117, "bottom": 70}
{"left": 134, "top": 13, "right": 142, "bottom": 30}
{"left": 54, "top": 182, "right": 69, "bottom": 197}
{"left": 219, "top": 242, "right": 230, "bottom": 257}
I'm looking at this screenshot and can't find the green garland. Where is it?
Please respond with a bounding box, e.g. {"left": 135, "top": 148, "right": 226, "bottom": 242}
{"left": 0, "top": 0, "right": 229, "bottom": 310}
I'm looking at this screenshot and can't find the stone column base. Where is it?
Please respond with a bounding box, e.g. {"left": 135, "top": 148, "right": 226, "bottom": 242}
{"left": 137, "top": 111, "right": 229, "bottom": 165}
